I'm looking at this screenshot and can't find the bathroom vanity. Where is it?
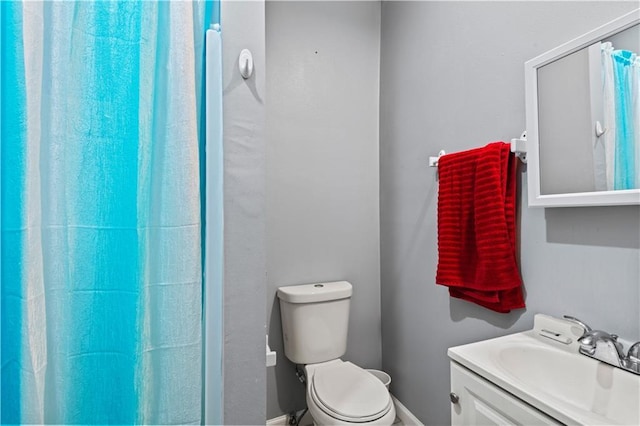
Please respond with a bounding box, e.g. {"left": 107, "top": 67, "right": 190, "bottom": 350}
{"left": 448, "top": 315, "right": 640, "bottom": 425}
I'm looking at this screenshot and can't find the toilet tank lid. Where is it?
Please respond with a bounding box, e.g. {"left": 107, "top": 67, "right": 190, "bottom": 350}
{"left": 277, "top": 281, "right": 352, "bottom": 304}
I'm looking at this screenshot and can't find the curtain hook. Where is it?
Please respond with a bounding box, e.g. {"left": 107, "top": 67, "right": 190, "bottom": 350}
{"left": 239, "top": 49, "right": 253, "bottom": 79}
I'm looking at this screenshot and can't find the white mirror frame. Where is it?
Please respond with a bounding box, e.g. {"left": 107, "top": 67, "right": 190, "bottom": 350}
{"left": 525, "top": 9, "right": 640, "bottom": 207}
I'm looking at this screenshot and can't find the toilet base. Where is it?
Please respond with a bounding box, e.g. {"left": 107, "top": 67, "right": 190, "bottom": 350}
{"left": 306, "top": 395, "right": 396, "bottom": 426}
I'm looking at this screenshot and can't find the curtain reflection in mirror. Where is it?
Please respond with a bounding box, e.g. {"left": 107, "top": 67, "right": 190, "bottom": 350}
{"left": 598, "top": 42, "right": 640, "bottom": 190}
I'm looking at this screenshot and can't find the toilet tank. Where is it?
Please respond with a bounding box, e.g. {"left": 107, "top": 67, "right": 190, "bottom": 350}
{"left": 277, "top": 281, "right": 352, "bottom": 364}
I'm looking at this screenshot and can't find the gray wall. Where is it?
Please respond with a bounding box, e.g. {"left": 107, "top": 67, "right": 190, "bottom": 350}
{"left": 379, "top": 2, "right": 640, "bottom": 425}
{"left": 605, "top": 23, "right": 640, "bottom": 51}
{"left": 221, "top": 1, "right": 267, "bottom": 424}
{"left": 266, "top": 1, "right": 381, "bottom": 419}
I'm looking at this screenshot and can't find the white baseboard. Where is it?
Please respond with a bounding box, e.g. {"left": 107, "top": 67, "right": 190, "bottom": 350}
{"left": 266, "top": 395, "right": 422, "bottom": 426}
{"left": 391, "top": 394, "right": 423, "bottom": 425}
{"left": 266, "top": 413, "right": 288, "bottom": 426}
{"left": 265, "top": 410, "right": 312, "bottom": 426}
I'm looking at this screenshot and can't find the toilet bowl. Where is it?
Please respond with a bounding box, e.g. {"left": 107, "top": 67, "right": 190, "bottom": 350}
{"left": 277, "top": 281, "right": 396, "bottom": 426}
{"left": 305, "top": 360, "right": 396, "bottom": 425}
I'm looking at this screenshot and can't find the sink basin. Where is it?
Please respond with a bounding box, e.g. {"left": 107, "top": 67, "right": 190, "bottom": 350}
{"left": 499, "top": 343, "right": 639, "bottom": 425}
{"left": 449, "top": 321, "right": 640, "bottom": 425}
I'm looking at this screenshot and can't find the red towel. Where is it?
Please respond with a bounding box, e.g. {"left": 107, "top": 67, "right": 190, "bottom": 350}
{"left": 435, "top": 142, "right": 525, "bottom": 313}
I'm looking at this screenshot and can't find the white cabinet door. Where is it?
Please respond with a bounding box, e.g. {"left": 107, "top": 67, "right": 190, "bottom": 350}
{"left": 450, "top": 362, "right": 562, "bottom": 425}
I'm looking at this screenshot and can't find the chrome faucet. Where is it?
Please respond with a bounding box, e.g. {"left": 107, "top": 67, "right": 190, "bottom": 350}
{"left": 563, "top": 315, "right": 639, "bottom": 375}
{"left": 562, "top": 315, "right": 592, "bottom": 334}
{"left": 622, "top": 341, "right": 640, "bottom": 373}
{"left": 628, "top": 341, "right": 640, "bottom": 361}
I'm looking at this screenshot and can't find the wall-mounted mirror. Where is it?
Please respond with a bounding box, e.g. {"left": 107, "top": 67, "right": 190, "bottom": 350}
{"left": 525, "top": 9, "right": 640, "bottom": 207}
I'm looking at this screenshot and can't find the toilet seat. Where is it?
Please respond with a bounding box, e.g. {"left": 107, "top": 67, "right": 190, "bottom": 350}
{"left": 309, "top": 361, "right": 392, "bottom": 423}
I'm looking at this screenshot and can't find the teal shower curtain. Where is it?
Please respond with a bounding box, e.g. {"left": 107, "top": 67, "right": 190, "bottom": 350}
{"left": 1, "top": 1, "right": 212, "bottom": 423}
{"left": 600, "top": 41, "right": 640, "bottom": 190}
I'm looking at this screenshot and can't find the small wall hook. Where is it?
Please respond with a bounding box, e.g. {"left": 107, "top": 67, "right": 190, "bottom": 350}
{"left": 239, "top": 49, "right": 253, "bottom": 79}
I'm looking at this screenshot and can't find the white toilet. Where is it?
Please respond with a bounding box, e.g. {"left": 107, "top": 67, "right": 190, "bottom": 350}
{"left": 277, "top": 281, "right": 396, "bottom": 425}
